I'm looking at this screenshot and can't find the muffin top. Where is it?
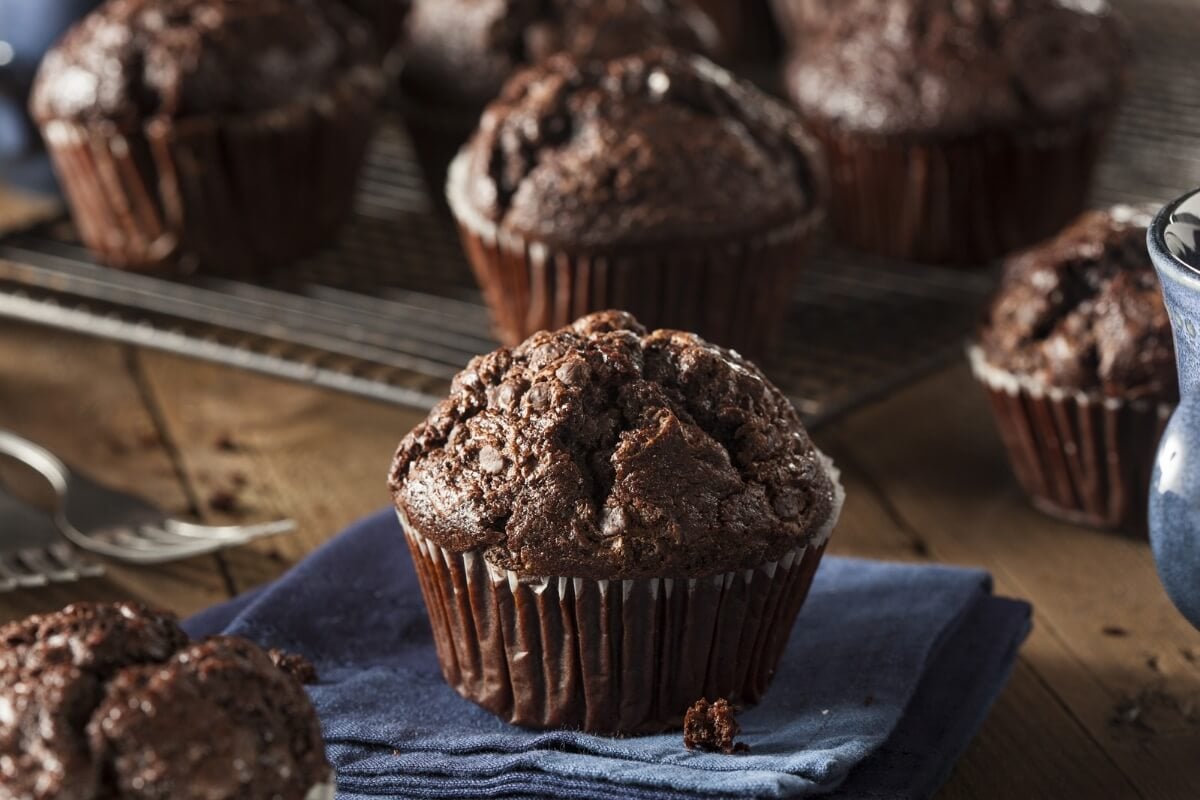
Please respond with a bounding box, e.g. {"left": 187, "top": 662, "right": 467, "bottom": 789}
{"left": 978, "top": 207, "right": 1177, "bottom": 401}
{"left": 785, "top": 0, "right": 1131, "bottom": 137}
{"left": 402, "top": 0, "right": 719, "bottom": 109}
{"left": 389, "top": 311, "right": 840, "bottom": 580}
{"left": 30, "top": 0, "right": 377, "bottom": 129}
{"left": 0, "top": 602, "right": 328, "bottom": 800}
{"left": 450, "top": 48, "right": 825, "bottom": 249}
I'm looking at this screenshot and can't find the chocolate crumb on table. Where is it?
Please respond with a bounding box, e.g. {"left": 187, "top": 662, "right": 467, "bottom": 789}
{"left": 208, "top": 489, "right": 243, "bottom": 515}
{"left": 270, "top": 649, "right": 319, "bottom": 684}
{"left": 683, "top": 698, "right": 750, "bottom": 755}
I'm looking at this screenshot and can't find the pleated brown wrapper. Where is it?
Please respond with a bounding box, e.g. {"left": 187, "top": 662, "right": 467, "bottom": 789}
{"left": 969, "top": 346, "right": 1174, "bottom": 536}
{"left": 806, "top": 114, "right": 1113, "bottom": 265}
{"left": 37, "top": 65, "right": 384, "bottom": 275}
{"left": 445, "top": 151, "right": 824, "bottom": 359}
{"left": 400, "top": 455, "right": 844, "bottom": 735}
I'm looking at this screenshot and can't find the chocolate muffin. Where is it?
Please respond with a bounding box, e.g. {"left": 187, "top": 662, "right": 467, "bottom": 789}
{"left": 448, "top": 48, "right": 826, "bottom": 356}
{"left": 770, "top": 0, "right": 841, "bottom": 43}
{"left": 398, "top": 0, "right": 719, "bottom": 205}
{"left": 389, "top": 310, "right": 844, "bottom": 733}
{"left": 0, "top": 602, "right": 332, "bottom": 800}
{"left": 971, "top": 207, "right": 1177, "bottom": 533}
{"left": 335, "top": 0, "right": 410, "bottom": 52}
{"left": 785, "top": 0, "right": 1131, "bottom": 264}
{"left": 30, "top": 0, "right": 384, "bottom": 274}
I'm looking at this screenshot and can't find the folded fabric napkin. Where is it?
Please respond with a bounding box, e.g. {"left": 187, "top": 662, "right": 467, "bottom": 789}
{"left": 186, "top": 510, "right": 1031, "bottom": 800}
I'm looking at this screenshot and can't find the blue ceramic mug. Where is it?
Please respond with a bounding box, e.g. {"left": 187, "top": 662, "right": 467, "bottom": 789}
{"left": 1147, "top": 189, "right": 1200, "bottom": 629}
{"left": 0, "top": 0, "right": 102, "bottom": 191}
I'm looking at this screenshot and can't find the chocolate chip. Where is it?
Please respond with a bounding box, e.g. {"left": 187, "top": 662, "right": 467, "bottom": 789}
{"left": 479, "top": 446, "right": 506, "bottom": 475}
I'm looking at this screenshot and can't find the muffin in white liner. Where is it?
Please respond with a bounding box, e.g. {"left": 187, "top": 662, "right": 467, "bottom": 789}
{"left": 444, "top": 48, "right": 825, "bottom": 357}
{"left": 970, "top": 207, "right": 1177, "bottom": 535}
{"left": 969, "top": 346, "right": 1171, "bottom": 533}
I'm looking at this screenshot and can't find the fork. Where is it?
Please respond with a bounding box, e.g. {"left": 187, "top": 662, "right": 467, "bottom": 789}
{"left": 0, "top": 485, "right": 104, "bottom": 590}
{"left": 0, "top": 430, "right": 296, "bottom": 565}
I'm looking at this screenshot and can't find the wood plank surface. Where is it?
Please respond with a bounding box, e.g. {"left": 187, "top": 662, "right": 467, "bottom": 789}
{"left": 0, "top": 321, "right": 229, "bottom": 620}
{"left": 1, "top": 320, "right": 1199, "bottom": 799}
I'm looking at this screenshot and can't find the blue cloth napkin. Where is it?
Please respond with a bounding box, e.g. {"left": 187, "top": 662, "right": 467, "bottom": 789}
{"left": 186, "top": 510, "right": 1030, "bottom": 800}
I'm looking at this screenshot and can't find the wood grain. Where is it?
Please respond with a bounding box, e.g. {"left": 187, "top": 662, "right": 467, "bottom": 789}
{"left": 0, "top": 322, "right": 229, "bottom": 623}
{"left": 2, "top": 320, "right": 1199, "bottom": 798}
{"left": 820, "top": 364, "right": 1200, "bottom": 800}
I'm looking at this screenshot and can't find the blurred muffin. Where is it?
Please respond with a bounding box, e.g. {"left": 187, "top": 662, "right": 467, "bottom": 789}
{"left": 770, "top": 0, "right": 840, "bottom": 44}
{"left": 0, "top": 602, "right": 331, "bottom": 799}
{"left": 691, "top": 0, "right": 784, "bottom": 64}
{"left": 447, "top": 47, "right": 825, "bottom": 356}
{"left": 30, "top": 0, "right": 384, "bottom": 274}
{"left": 335, "top": 0, "right": 410, "bottom": 53}
{"left": 389, "top": 310, "right": 843, "bottom": 734}
{"left": 971, "top": 207, "right": 1177, "bottom": 533}
{"left": 398, "top": 0, "right": 719, "bottom": 204}
{"left": 785, "top": 0, "right": 1131, "bottom": 264}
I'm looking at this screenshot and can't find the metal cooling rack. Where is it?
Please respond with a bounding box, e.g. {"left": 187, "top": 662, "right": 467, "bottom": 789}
{"left": 0, "top": 0, "right": 1193, "bottom": 428}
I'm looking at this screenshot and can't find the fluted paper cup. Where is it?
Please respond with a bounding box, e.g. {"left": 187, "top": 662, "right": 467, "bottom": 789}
{"left": 969, "top": 345, "right": 1173, "bottom": 535}
{"left": 446, "top": 150, "right": 823, "bottom": 358}
{"left": 38, "top": 66, "right": 383, "bottom": 275}
{"left": 400, "top": 455, "right": 843, "bottom": 734}
{"left": 803, "top": 114, "right": 1112, "bottom": 265}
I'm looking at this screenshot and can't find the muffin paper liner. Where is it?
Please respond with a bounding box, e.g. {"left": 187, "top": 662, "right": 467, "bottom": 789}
{"left": 446, "top": 151, "right": 824, "bottom": 357}
{"left": 806, "top": 116, "right": 1112, "bottom": 265}
{"left": 400, "top": 455, "right": 844, "bottom": 735}
{"left": 969, "top": 346, "right": 1173, "bottom": 535}
{"left": 39, "top": 67, "right": 384, "bottom": 275}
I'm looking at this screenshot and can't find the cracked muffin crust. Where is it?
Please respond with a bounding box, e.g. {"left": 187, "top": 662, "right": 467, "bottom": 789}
{"left": 452, "top": 47, "right": 824, "bottom": 249}
{"left": 401, "top": 0, "right": 719, "bottom": 110}
{"left": 389, "top": 311, "right": 839, "bottom": 580}
{"left": 0, "top": 603, "right": 329, "bottom": 800}
{"left": 785, "top": 0, "right": 1131, "bottom": 137}
{"left": 978, "top": 207, "right": 1177, "bottom": 401}
{"left": 30, "top": 0, "right": 377, "bottom": 128}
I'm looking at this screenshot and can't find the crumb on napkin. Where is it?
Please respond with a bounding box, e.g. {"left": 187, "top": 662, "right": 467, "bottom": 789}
{"left": 683, "top": 698, "right": 749, "bottom": 754}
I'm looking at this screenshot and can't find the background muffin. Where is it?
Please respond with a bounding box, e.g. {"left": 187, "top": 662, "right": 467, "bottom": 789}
{"left": 30, "top": 0, "right": 384, "bottom": 274}
{"left": 448, "top": 47, "right": 825, "bottom": 356}
{"left": 971, "top": 207, "right": 1176, "bottom": 533}
{"left": 0, "top": 602, "right": 331, "bottom": 799}
{"left": 785, "top": 0, "right": 1131, "bottom": 265}
{"left": 389, "top": 310, "right": 843, "bottom": 733}
{"left": 398, "top": 0, "right": 719, "bottom": 203}
{"left": 334, "top": 0, "right": 410, "bottom": 54}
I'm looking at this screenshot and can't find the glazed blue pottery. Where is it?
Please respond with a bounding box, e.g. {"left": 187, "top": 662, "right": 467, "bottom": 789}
{"left": 1148, "top": 189, "right": 1200, "bottom": 630}
{"left": 0, "top": 0, "right": 102, "bottom": 192}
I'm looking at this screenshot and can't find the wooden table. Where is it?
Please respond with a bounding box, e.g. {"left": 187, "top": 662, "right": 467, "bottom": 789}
{"left": 2, "top": 322, "right": 1198, "bottom": 799}
{"left": 2, "top": 188, "right": 1199, "bottom": 800}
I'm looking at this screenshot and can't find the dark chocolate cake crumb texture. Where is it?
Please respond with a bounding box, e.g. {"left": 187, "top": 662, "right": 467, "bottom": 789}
{"left": 683, "top": 698, "right": 749, "bottom": 754}
{"left": 270, "top": 649, "right": 320, "bottom": 685}
{"left": 459, "top": 47, "right": 823, "bottom": 248}
{"left": 30, "top": 0, "right": 377, "bottom": 127}
{"left": 786, "top": 0, "right": 1130, "bottom": 136}
{"left": 390, "top": 311, "right": 837, "bottom": 580}
{"left": 0, "top": 603, "right": 327, "bottom": 800}
{"left": 979, "top": 207, "right": 1178, "bottom": 401}
{"left": 402, "top": 0, "right": 718, "bottom": 108}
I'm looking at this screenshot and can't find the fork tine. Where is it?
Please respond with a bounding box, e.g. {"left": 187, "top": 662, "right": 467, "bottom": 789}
{"left": 47, "top": 544, "right": 104, "bottom": 578}
{"left": 19, "top": 548, "right": 79, "bottom": 583}
{"left": 164, "top": 519, "right": 296, "bottom": 540}
{"left": 0, "top": 554, "right": 48, "bottom": 588}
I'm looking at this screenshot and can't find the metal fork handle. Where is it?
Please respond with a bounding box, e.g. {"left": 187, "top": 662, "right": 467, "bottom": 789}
{"left": 0, "top": 430, "right": 71, "bottom": 494}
